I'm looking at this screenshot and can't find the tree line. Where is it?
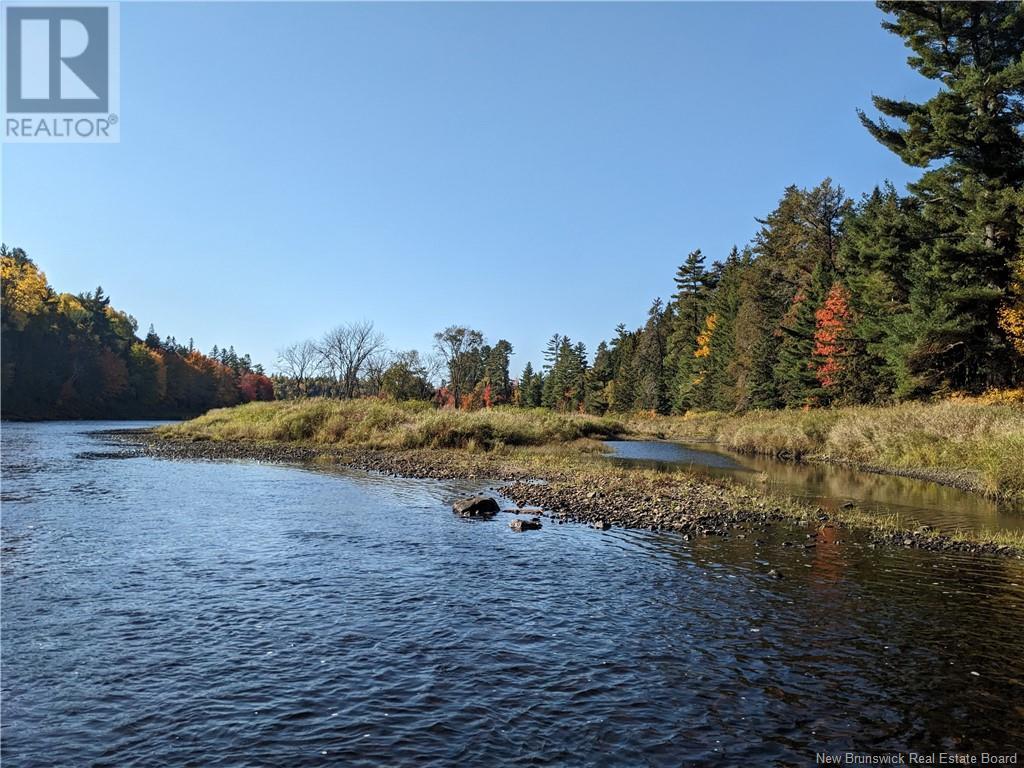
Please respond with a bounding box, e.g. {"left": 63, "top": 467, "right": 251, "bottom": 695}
{"left": 273, "top": 323, "right": 513, "bottom": 409}
{"left": 569, "top": 1, "right": 1023, "bottom": 412}
{"left": 274, "top": 4, "right": 1024, "bottom": 413}
{"left": 0, "top": 246, "right": 274, "bottom": 419}
{"left": 5, "top": 3, "right": 1022, "bottom": 419}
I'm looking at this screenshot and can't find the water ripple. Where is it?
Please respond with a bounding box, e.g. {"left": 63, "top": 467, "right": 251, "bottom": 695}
{"left": 1, "top": 422, "right": 1022, "bottom": 766}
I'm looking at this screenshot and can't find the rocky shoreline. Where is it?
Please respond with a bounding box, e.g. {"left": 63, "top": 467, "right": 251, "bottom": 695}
{"left": 100, "top": 429, "right": 1023, "bottom": 559}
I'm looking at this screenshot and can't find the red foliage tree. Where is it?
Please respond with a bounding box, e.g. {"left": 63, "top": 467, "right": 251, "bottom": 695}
{"left": 434, "top": 386, "right": 456, "bottom": 409}
{"left": 812, "top": 283, "right": 853, "bottom": 390}
{"left": 238, "top": 372, "right": 275, "bottom": 402}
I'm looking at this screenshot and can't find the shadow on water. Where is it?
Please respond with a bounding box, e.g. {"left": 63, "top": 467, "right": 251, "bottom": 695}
{"left": 604, "top": 440, "right": 1024, "bottom": 535}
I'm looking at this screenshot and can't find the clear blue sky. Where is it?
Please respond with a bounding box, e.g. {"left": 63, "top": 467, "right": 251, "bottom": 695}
{"left": 1, "top": 1, "right": 932, "bottom": 375}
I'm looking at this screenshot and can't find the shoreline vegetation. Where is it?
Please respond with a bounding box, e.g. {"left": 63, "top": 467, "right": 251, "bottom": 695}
{"left": 624, "top": 394, "right": 1024, "bottom": 502}
{"left": 118, "top": 397, "right": 1024, "bottom": 557}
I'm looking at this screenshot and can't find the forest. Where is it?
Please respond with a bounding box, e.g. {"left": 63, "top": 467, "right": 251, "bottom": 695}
{"left": 3, "top": 2, "right": 1023, "bottom": 420}
{"left": 0, "top": 246, "right": 273, "bottom": 419}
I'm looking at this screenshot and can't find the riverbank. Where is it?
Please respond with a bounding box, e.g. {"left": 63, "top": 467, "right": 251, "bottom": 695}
{"left": 156, "top": 398, "right": 624, "bottom": 449}
{"left": 624, "top": 394, "right": 1024, "bottom": 502}
{"left": 109, "top": 420, "right": 1024, "bottom": 558}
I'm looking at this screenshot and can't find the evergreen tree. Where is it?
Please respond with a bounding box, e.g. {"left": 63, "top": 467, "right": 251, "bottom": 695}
{"left": 703, "top": 246, "right": 745, "bottom": 410}
{"left": 540, "top": 333, "right": 563, "bottom": 409}
{"left": 859, "top": 1, "right": 1024, "bottom": 391}
{"left": 518, "top": 362, "right": 538, "bottom": 407}
{"left": 542, "top": 336, "right": 589, "bottom": 411}
{"left": 667, "top": 250, "right": 713, "bottom": 412}
{"left": 585, "top": 341, "right": 614, "bottom": 414}
{"left": 607, "top": 324, "right": 637, "bottom": 412}
{"left": 634, "top": 298, "right": 669, "bottom": 412}
{"left": 527, "top": 370, "right": 545, "bottom": 408}
{"left": 483, "top": 339, "right": 513, "bottom": 404}
{"left": 774, "top": 257, "right": 834, "bottom": 407}
{"left": 840, "top": 183, "right": 925, "bottom": 398}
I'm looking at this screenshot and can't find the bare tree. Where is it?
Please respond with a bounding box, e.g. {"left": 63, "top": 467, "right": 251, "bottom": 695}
{"left": 317, "top": 321, "right": 386, "bottom": 399}
{"left": 275, "top": 339, "right": 320, "bottom": 394}
{"left": 361, "top": 349, "right": 394, "bottom": 397}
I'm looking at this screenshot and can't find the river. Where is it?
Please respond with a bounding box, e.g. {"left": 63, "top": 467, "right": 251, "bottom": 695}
{"left": 605, "top": 439, "right": 1024, "bottom": 535}
{"left": 2, "top": 422, "right": 1022, "bottom": 765}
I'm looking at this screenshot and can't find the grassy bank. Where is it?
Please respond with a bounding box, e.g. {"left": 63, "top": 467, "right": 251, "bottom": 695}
{"left": 160, "top": 399, "right": 623, "bottom": 451}
{"left": 164, "top": 396, "right": 1024, "bottom": 500}
{"left": 626, "top": 396, "right": 1024, "bottom": 501}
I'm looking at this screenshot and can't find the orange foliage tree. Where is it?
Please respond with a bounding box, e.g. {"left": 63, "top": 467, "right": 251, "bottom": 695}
{"left": 812, "top": 283, "right": 854, "bottom": 391}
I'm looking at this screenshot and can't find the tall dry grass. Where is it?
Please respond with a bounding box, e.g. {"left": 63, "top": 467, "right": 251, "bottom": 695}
{"left": 161, "top": 399, "right": 624, "bottom": 451}
{"left": 626, "top": 398, "right": 1024, "bottom": 500}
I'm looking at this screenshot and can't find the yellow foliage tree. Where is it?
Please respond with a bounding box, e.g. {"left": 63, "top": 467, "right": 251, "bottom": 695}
{"left": 689, "top": 313, "right": 718, "bottom": 387}
{"left": 1, "top": 249, "right": 50, "bottom": 328}
{"left": 56, "top": 293, "right": 89, "bottom": 325}
{"left": 998, "top": 252, "right": 1024, "bottom": 356}
{"left": 694, "top": 313, "right": 717, "bottom": 359}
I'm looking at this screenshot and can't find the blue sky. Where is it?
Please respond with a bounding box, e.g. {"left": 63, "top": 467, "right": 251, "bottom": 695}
{"left": 1, "top": 1, "right": 933, "bottom": 374}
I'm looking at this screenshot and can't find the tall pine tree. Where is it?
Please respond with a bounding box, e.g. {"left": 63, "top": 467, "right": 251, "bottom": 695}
{"left": 859, "top": 1, "right": 1024, "bottom": 391}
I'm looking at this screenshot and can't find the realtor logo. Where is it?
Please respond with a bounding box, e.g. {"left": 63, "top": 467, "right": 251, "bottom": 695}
{"left": 2, "top": 2, "right": 119, "bottom": 142}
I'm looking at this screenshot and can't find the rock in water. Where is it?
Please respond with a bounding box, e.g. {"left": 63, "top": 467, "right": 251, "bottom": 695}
{"left": 452, "top": 496, "right": 500, "bottom": 517}
{"left": 593, "top": 520, "right": 611, "bottom": 531}
{"left": 510, "top": 518, "right": 542, "bottom": 532}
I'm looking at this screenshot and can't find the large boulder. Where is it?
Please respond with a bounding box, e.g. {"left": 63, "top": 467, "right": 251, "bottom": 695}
{"left": 452, "top": 495, "right": 500, "bottom": 517}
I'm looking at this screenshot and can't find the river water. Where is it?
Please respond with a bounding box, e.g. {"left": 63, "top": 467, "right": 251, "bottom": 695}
{"left": 2, "top": 422, "right": 1023, "bottom": 765}
{"left": 605, "top": 440, "right": 1024, "bottom": 535}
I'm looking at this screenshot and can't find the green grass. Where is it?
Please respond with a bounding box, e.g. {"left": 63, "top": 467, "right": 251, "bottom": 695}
{"left": 160, "top": 398, "right": 624, "bottom": 451}
{"left": 625, "top": 399, "right": 1024, "bottom": 500}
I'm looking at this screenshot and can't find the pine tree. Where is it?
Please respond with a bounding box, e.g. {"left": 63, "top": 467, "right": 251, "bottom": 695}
{"left": 859, "top": 1, "right": 1024, "bottom": 391}
{"left": 704, "top": 246, "right": 744, "bottom": 410}
{"left": 634, "top": 298, "right": 668, "bottom": 412}
{"left": 608, "top": 324, "right": 637, "bottom": 412}
{"left": 585, "top": 341, "right": 614, "bottom": 414}
{"left": 672, "top": 249, "right": 708, "bottom": 333}
{"left": 840, "top": 184, "right": 924, "bottom": 398}
{"left": 519, "top": 362, "right": 537, "bottom": 407}
{"left": 774, "top": 257, "right": 834, "bottom": 407}
{"left": 540, "top": 333, "right": 564, "bottom": 409}
{"left": 667, "top": 250, "right": 711, "bottom": 412}
{"left": 527, "top": 371, "right": 545, "bottom": 408}
{"left": 731, "top": 275, "right": 773, "bottom": 409}
{"left": 484, "top": 339, "right": 513, "bottom": 404}
{"left": 569, "top": 341, "right": 589, "bottom": 411}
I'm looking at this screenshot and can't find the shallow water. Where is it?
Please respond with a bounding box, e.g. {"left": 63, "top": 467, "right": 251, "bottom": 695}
{"left": 2, "top": 423, "right": 1023, "bottom": 765}
{"left": 605, "top": 439, "right": 1024, "bottom": 535}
